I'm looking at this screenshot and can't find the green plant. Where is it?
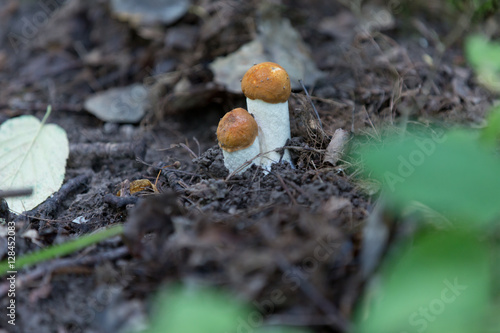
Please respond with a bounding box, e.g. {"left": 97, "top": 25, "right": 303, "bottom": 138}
{"left": 141, "top": 286, "right": 310, "bottom": 333}
{"left": 466, "top": 35, "right": 500, "bottom": 93}
{"left": 0, "top": 224, "right": 123, "bottom": 275}
{"left": 449, "top": 0, "right": 499, "bottom": 19}
{"left": 352, "top": 124, "right": 500, "bottom": 333}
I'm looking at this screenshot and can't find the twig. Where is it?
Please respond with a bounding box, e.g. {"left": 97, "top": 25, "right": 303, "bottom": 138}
{"left": 0, "top": 189, "right": 33, "bottom": 198}
{"left": 193, "top": 137, "right": 201, "bottom": 157}
{"left": 178, "top": 142, "right": 198, "bottom": 159}
{"left": 162, "top": 169, "right": 186, "bottom": 193}
{"left": 299, "top": 80, "right": 323, "bottom": 131}
{"left": 68, "top": 141, "right": 147, "bottom": 166}
{"left": 103, "top": 194, "right": 139, "bottom": 208}
{"left": 15, "top": 174, "right": 91, "bottom": 219}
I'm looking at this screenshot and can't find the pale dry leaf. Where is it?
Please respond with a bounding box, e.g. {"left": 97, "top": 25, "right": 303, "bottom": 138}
{"left": 0, "top": 115, "right": 69, "bottom": 213}
{"left": 324, "top": 128, "right": 350, "bottom": 165}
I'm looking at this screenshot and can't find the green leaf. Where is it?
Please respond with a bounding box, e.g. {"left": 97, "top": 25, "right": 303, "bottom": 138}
{"left": 0, "top": 107, "right": 69, "bottom": 213}
{"left": 0, "top": 224, "right": 123, "bottom": 275}
{"left": 359, "top": 129, "right": 500, "bottom": 226}
{"left": 465, "top": 35, "right": 500, "bottom": 92}
{"left": 146, "top": 287, "right": 250, "bottom": 333}
{"left": 480, "top": 105, "right": 500, "bottom": 147}
{"left": 354, "top": 231, "right": 490, "bottom": 333}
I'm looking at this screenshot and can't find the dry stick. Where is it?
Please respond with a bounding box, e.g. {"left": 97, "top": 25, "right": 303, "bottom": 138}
{"left": 15, "top": 173, "right": 91, "bottom": 220}
{"left": 309, "top": 96, "right": 349, "bottom": 108}
{"left": 362, "top": 105, "right": 380, "bottom": 139}
{"left": 0, "top": 189, "right": 33, "bottom": 198}
{"left": 136, "top": 158, "right": 199, "bottom": 177}
{"left": 162, "top": 168, "right": 187, "bottom": 193}
{"left": 0, "top": 247, "right": 129, "bottom": 297}
{"left": 298, "top": 79, "right": 323, "bottom": 131}
{"left": 69, "top": 141, "right": 147, "bottom": 163}
{"left": 192, "top": 137, "right": 201, "bottom": 157}
{"left": 103, "top": 194, "right": 139, "bottom": 208}
{"left": 178, "top": 142, "right": 198, "bottom": 159}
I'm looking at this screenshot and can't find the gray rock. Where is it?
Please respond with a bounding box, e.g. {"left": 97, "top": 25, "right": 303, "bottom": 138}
{"left": 111, "top": 0, "right": 190, "bottom": 26}
{"left": 84, "top": 84, "right": 148, "bottom": 123}
{"left": 209, "top": 10, "right": 324, "bottom": 93}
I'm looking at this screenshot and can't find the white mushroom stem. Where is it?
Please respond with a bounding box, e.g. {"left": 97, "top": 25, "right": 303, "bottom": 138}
{"left": 222, "top": 136, "right": 260, "bottom": 174}
{"left": 246, "top": 98, "right": 292, "bottom": 170}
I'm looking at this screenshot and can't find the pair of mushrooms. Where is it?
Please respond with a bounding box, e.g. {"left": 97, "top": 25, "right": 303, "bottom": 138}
{"left": 216, "top": 62, "right": 292, "bottom": 174}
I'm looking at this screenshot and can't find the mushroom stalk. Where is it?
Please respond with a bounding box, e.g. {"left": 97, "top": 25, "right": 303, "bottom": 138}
{"left": 217, "top": 108, "right": 260, "bottom": 174}
{"left": 246, "top": 98, "right": 291, "bottom": 169}
{"left": 241, "top": 62, "right": 293, "bottom": 171}
{"left": 221, "top": 137, "right": 260, "bottom": 174}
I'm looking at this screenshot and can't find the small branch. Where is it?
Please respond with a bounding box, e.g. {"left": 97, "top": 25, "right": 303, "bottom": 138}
{"left": 15, "top": 174, "right": 91, "bottom": 219}
{"left": 68, "top": 141, "right": 147, "bottom": 167}
{"left": 103, "top": 194, "right": 139, "bottom": 208}
{"left": 161, "top": 168, "right": 187, "bottom": 193}
{"left": 0, "top": 188, "right": 33, "bottom": 198}
{"left": 299, "top": 79, "right": 323, "bottom": 131}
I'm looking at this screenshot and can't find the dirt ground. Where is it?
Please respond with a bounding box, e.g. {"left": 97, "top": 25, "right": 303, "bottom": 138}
{"left": 0, "top": 0, "right": 498, "bottom": 332}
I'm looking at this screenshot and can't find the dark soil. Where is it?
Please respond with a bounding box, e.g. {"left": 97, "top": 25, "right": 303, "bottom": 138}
{"left": 0, "top": 0, "right": 497, "bottom": 332}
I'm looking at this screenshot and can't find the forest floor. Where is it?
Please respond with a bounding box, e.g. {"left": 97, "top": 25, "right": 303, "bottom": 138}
{"left": 0, "top": 0, "right": 498, "bottom": 332}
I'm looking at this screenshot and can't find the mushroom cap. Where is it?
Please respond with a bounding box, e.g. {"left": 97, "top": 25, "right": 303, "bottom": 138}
{"left": 217, "top": 108, "right": 258, "bottom": 152}
{"left": 241, "top": 62, "right": 291, "bottom": 104}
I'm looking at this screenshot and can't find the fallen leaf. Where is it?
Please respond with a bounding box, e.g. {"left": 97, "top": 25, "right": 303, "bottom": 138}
{"left": 324, "top": 128, "right": 350, "bottom": 165}
{"left": 0, "top": 112, "right": 69, "bottom": 213}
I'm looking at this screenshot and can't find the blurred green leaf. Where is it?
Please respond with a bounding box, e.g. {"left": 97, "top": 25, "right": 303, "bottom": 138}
{"left": 359, "top": 129, "right": 500, "bottom": 226}
{"left": 146, "top": 287, "right": 249, "bottom": 333}
{"left": 144, "top": 286, "right": 311, "bottom": 333}
{"left": 465, "top": 35, "right": 500, "bottom": 92}
{"left": 449, "top": 0, "right": 499, "bottom": 18}
{"left": 0, "top": 224, "right": 123, "bottom": 275}
{"left": 355, "top": 231, "right": 490, "bottom": 333}
{"left": 480, "top": 105, "right": 500, "bottom": 147}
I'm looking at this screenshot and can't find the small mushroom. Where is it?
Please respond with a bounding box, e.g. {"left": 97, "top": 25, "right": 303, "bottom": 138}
{"left": 241, "top": 62, "right": 292, "bottom": 170}
{"left": 216, "top": 108, "right": 260, "bottom": 174}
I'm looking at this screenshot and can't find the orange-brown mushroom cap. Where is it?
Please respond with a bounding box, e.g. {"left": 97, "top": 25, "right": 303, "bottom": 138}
{"left": 217, "top": 108, "right": 258, "bottom": 152}
{"left": 241, "top": 62, "right": 291, "bottom": 104}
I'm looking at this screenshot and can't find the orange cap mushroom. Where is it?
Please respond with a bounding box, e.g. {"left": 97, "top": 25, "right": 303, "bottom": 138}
{"left": 241, "top": 62, "right": 291, "bottom": 104}
{"left": 240, "top": 62, "right": 293, "bottom": 170}
{"left": 217, "top": 108, "right": 258, "bottom": 152}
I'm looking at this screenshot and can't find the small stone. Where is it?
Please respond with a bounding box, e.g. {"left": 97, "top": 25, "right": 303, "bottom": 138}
{"left": 111, "top": 0, "right": 190, "bottom": 26}
{"left": 84, "top": 84, "right": 148, "bottom": 123}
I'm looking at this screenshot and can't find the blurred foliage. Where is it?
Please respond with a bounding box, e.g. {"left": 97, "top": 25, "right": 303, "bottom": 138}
{"left": 466, "top": 35, "right": 500, "bottom": 92}
{"left": 480, "top": 105, "right": 500, "bottom": 147}
{"left": 448, "top": 0, "right": 499, "bottom": 19}
{"left": 357, "top": 129, "right": 500, "bottom": 227}
{"left": 352, "top": 102, "right": 500, "bottom": 331}
{"left": 142, "top": 286, "right": 310, "bottom": 333}
{"left": 355, "top": 231, "right": 490, "bottom": 333}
